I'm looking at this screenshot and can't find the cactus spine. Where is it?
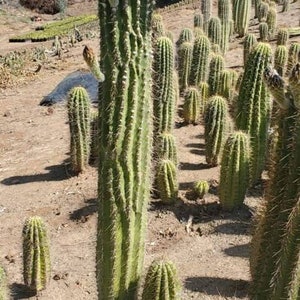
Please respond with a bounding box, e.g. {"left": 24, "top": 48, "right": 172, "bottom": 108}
{"left": 266, "top": 7, "right": 277, "bottom": 39}
{"left": 97, "top": 1, "right": 154, "bottom": 298}
{"left": 243, "top": 33, "right": 257, "bottom": 66}
{"left": 90, "top": 109, "right": 99, "bottom": 162}
{"left": 259, "top": 22, "right": 269, "bottom": 42}
{"left": 142, "top": 260, "right": 181, "bottom": 300}
{"left": 233, "top": 0, "right": 251, "bottom": 37}
{"left": 176, "top": 28, "right": 193, "bottom": 47}
{"left": 274, "top": 45, "right": 288, "bottom": 76}
{"left": 286, "top": 42, "right": 300, "bottom": 76}
{"left": 189, "top": 34, "right": 210, "bottom": 85}
{"left": 156, "top": 159, "right": 178, "bottom": 204}
{"left": 68, "top": 86, "right": 91, "bottom": 174}
{"left": 201, "top": 0, "right": 212, "bottom": 33}
{"left": 153, "top": 36, "right": 175, "bottom": 135}
{"left": 83, "top": 45, "right": 105, "bottom": 82}
{"left": 178, "top": 42, "right": 193, "bottom": 93}
{"left": 23, "top": 216, "right": 50, "bottom": 292}
{"left": 183, "top": 87, "right": 201, "bottom": 124}
{"left": 218, "top": 0, "right": 232, "bottom": 53}
{"left": 151, "top": 13, "right": 165, "bottom": 41}
{"left": 204, "top": 96, "right": 230, "bottom": 166}
{"left": 235, "top": 42, "right": 272, "bottom": 184}
{"left": 208, "top": 17, "right": 222, "bottom": 48}
{"left": 208, "top": 54, "right": 225, "bottom": 96}
{"left": 219, "top": 131, "right": 250, "bottom": 211}
{"left": 218, "top": 69, "right": 233, "bottom": 100}
{"left": 157, "top": 132, "right": 178, "bottom": 166}
{"left": 277, "top": 28, "right": 289, "bottom": 46}
{"left": 193, "top": 180, "right": 209, "bottom": 199}
{"left": 194, "top": 13, "right": 203, "bottom": 28}
{"left": 0, "top": 266, "right": 8, "bottom": 300}
{"left": 258, "top": 2, "right": 269, "bottom": 22}
{"left": 198, "top": 81, "right": 209, "bottom": 112}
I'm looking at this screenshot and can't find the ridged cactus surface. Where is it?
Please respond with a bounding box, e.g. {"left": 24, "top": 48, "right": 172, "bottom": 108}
{"left": 277, "top": 28, "right": 289, "bottom": 46}
{"left": 97, "top": 1, "right": 154, "bottom": 298}
{"left": 178, "top": 41, "right": 193, "bottom": 93}
{"left": 259, "top": 22, "right": 269, "bottom": 42}
{"left": 208, "top": 54, "right": 225, "bottom": 96}
{"left": 286, "top": 42, "right": 300, "bottom": 76}
{"left": 208, "top": 17, "right": 221, "bottom": 48}
{"left": 201, "top": 0, "right": 212, "bottom": 33}
{"left": 157, "top": 132, "right": 178, "bottom": 166}
{"left": 23, "top": 216, "right": 51, "bottom": 292}
{"left": 176, "top": 28, "right": 193, "bottom": 47}
{"left": 194, "top": 13, "right": 203, "bottom": 28}
{"left": 218, "top": 0, "right": 232, "bottom": 53}
{"left": 274, "top": 45, "right": 288, "bottom": 76}
{"left": 258, "top": 2, "right": 269, "bottom": 22}
{"left": 193, "top": 180, "right": 209, "bottom": 199}
{"left": 142, "top": 260, "right": 181, "bottom": 300}
{"left": 233, "top": 0, "right": 251, "bottom": 36}
{"left": 243, "top": 33, "right": 257, "bottom": 66}
{"left": 183, "top": 87, "right": 201, "bottom": 124}
{"left": 266, "top": 7, "right": 277, "bottom": 39}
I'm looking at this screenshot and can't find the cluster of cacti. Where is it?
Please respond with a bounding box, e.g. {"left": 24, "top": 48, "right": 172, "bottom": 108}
{"left": 83, "top": 45, "right": 105, "bottom": 82}
{"left": 277, "top": 28, "right": 289, "bottom": 46}
{"left": 232, "top": 0, "right": 251, "bottom": 37}
{"left": 176, "top": 28, "right": 193, "bottom": 47}
{"left": 266, "top": 6, "right": 277, "bottom": 39}
{"left": 142, "top": 260, "right": 181, "bottom": 300}
{"left": 218, "top": 0, "right": 232, "bottom": 53}
{"left": 156, "top": 159, "right": 179, "bottom": 204}
{"left": 0, "top": 266, "right": 8, "bottom": 300}
{"left": 235, "top": 42, "right": 272, "bottom": 184}
{"left": 219, "top": 131, "right": 250, "bottom": 211}
{"left": 97, "top": 1, "right": 154, "bottom": 298}
{"left": 193, "top": 180, "right": 209, "bottom": 199}
{"left": 208, "top": 17, "right": 221, "bottom": 49}
{"left": 274, "top": 45, "right": 288, "bottom": 76}
{"left": 194, "top": 13, "right": 203, "bottom": 28}
{"left": 259, "top": 22, "right": 269, "bottom": 42}
{"left": 23, "top": 216, "right": 51, "bottom": 292}
{"left": 178, "top": 41, "right": 193, "bottom": 93}
{"left": 189, "top": 34, "right": 210, "bottom": 85}
{"left": 204, "top": 95, "right": 230, "bottom": 166}
{"left": 250, "top": 64, "right": 300, "bottom": 299}
{"left": 208, "top": 54, "right": 225, "bottom": 96}
{"left": 68, "top": 86, "right": 91, "bottom": 174}
{"left": 183, "top": 87, "right": 202, "bottom": 124}
{"left": 201, "top": 0, "right": 211, "bottom": 33}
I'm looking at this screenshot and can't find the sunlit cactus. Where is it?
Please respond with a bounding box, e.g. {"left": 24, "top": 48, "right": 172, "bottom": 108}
{"left": 183, "top": 87, "right": 201, "bottom": 124}
{"left": 201, "top": 0, "right": 212, "bottom": 33}
{"left": 218, "top": 69, "right": 233, "bottom": 100}
{"left": 208, "top": 54, "right": 225, "bottom": 96}
{"left": 194, "top": 13, "right": 203, "bottom": 28}
{"left": 176, "top": 28, "right": 193, "bottom": 47}
{"left": 286, "top": 42, "right": 300, "bottom": 76}
{"left": 151, "top": 13, "right": 165, "bottom": 41}
{"left": 259, "top": 22, "right": 269, "bottom": 42}
{"left": 198, "top": 81, "right": 209, "bottom": 113}
{"left": 0, "top": 265, "right": 8, "bottom": 300}
{"left": 258, "top": 2, "right": 269, "bottom": 22}
{"left": 83, "top": 45, "right": 105, "bottom": 82}
{"left": 233, "top": 0, "right": 251, "bottom": 36}
{"left": 243, "top": 33, "right": 257, "bottom": 66}
{"left": 277, "top": 28, "right": 289, "bottom": 46}
{"left": 218, "top": 0, "right": 232, "bottom": 53}
{"left": 266, "top": 6, "right": 277, "bottom": 39}
{"left": 274, "top": 45, "right": 288, "bottom": 76}
{"left": 178, "top": 41, "right": 193, "bottom": 93}
{"left": 208, "top": 17, "right": 222, "bottom": 48}
{"left": 157, "top": 132, "right": 178, "bottom": 166}
{"left": 193, "top": 180, "right": 209, "bottom": 199}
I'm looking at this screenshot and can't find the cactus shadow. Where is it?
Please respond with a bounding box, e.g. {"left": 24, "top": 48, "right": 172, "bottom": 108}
{"left": 184, "top": 276, "right": 249, "bottom": 298}
{"left": 224, "top": 243, "right": 250, "bottom": 258}
{"left": 189, "top": 149, "right": 206, "bottom": 156}
{"left": 69, "top": 198, "right": 97, "bottom": 222}
{"left": 10, "top": 283, "right": 37, "bottom": 299}
{"left": 1, "top": 161, "right": 70, "bottom": 185}
{"left": 179, "top": 162, "right": 210, "bottom": 170}
{"left": 185, "top": 142, "right": 205, "bottom": 149}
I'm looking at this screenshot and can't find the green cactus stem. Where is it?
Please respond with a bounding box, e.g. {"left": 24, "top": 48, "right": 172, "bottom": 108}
{"left": 208, "top": 17, "right": 222, "bottom": 49}
{"left": 208, "top": 54, "right": 225, "bottom": 96}
{"left": 178, "top": 41, "right": 193, "bottom": 93}
{"left": 243, "top": 33, "right": 257, "bottom": 67}
{"left": 219, "top": 131, "right": 250, "bottom": 211}
{"left": 189, "top": 34, "right": 210, "bottom": 86}
{"left": 89, "top": 109, "right": 99, "bottom": 163}
{"left": 142, "top": 260, "right": 181, "bottom": 300}
{"left": 218, "top": 69, "right": 233, "bottom": 100}
{"left": 157, "top": 132, "right": 178, "bottom": 166}
{"left": 0, "top": 266, "right": 8, "bottom": 300}
{"left": 23, "top": 216, "right": 51, "bottom": 292}
{"left": 286, "top": 42, "right": 300, "bottom": 77}
{"left": 194, "top": 27, "right": 204, "bottom": 39}
{"left": 201, "top": 0, "right": 212, "bottom": 33}
{"left": 289, "top": 63, "right": 300, "bottom": 109}
{"left": 274, "top": 45, "right": 288, "bottom": 76}
{"left": 233, "top": 0, "right": 251, "bottom": 37}
{"left": 68, "top": 86, "right": 91, "bottom": 174}
{"left": 277, "top": 28, "right": 289, "bottom": 46}
{"left": 259, "top": 22, "right": 269, "bottom": 42}
{"left": 97, "top": 1, "right": 154, "bottom": 298}
{"left": 266, "top": 7, "right": 277, "bottom": 39}
{"left": 198, "top": 81, "right": 209, "bottom": 113}
{"left": 204, "top": 95, "right": 230, "bottom": 166}
{"left": 151, "top": 13, "right": 165, "bottom": 41}
{"left": 193, "top": 180, "right": 209, "bottom": 199}
{"left": 218, "top": 0, "right": 232, "bottom": 53}
{"left": 254, "top": 0, "right": 262, "bottom": 18}
{"left": 235, "top": 42, "right": 272, "bottom": 184}
{"left": 183, "top": 87, "right": 201, "bottom": 124}
{"left": 83, "top": 45, "right": 105, "bottom": 82}
{"left": 156, "top": 159, "right": 178, "bottom": 204}
{"left": 258, "top": 2, "right": 269, "bottom": 22}
{"left": 176, "top": 28, "right": 193, "bottom": 47}
{"left": 194, "top": 13, "right": 203, "bottom": 28}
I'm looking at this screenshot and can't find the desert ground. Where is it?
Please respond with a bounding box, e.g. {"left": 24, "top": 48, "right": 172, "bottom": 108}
{"left": 0, "top": 0, "right": 300, "bottom": 299}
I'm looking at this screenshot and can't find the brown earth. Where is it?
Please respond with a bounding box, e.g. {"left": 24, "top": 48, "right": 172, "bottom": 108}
{"left": 0, "top": 1, "right": 300, "bottom": 299}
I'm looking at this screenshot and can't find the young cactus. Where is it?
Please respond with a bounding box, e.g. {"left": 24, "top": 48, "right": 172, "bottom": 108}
{"left": 274, "top": 45, "right": 288, "bottom": 76}
{"left": 208, "top": 17, "right": 222, "bottom": 48}
{"left": 243, "top": 33, "right": 257, "bottom": 66}
{"left": 233, "top": 0, "right": 251, "bottom": 36}
{"left": 258, "top": 2, "right": 269, "bottom": 22}
{"left": 0, "top": 266, "right": 8, "bottom": 300}
{"left": 193, "top": 180, "right": 209, "bottom": 199}
{"left": 259, "top": 22, "right": 269, "bottom": 42}
{"left": 151, "top": 13, "right": 165, "bottom": 41}
{"left": 219, "top": 131, "right": 250, "bottom": 211}
{"left": 157, "top": 132, "right": 178, "bottom": 166}
{"left": 217, "top": 69, "right": 233, "bottom": 100}
{"left": 198, "top": 81, "right": 209, "bottom": 113}
{"left": 204, "top": 95, "right": 230, "bottom": 166}
{"left": 266, "top": 7, "right": 277, "bottom": 39}
{"left": 277, "top": 28, "right": 289, "bottom": 46}
{"left": 68, "top": 86, "right": 91, "bottom": 174}
{"left": 156, "top": 159, "right": 178, "bottom": 204}
{"left": 208, "top": 54, "right": 225, "bottom": 96}
{"left": 183, "top": 87, "right": 201, "bottom": 124}
{"left": 142, "top": 260, "right": 181, "bottom": 300}
{"left": 23, "top": 216, "right": 51, "bottom": 292}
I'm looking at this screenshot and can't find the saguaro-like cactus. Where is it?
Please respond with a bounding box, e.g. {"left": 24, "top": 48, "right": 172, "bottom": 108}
{"left": 189, "top": 34, "right": 210, "bottom": 85}
{"left": 97, "top": 1, "right": 154, "bottom": 299}
{"left": 235, "top": 42, "right": 272, "bottom": 184}
{"left": 0, "top": 266, "right": 8, "bottom": 300}
{"left": 23, "top": 216, "right": 51, "bottom": 292}
{"left": 218, "top": 0, "right": 232, "bottom": 53}
{"left": 219, "top": 131, "right": 250, "bottom": 211}
{"left": 204, "top": 95, "right": 230, "bottom": 166}
{"left": 208, "top": 17, "right": 222, "bottom": 48}
{"left": 68, "top": 86, "right": 91, "bottom": 174}
{"left": 201, "top": 0, "right": 212, "bottom": 33}
{"left": 178, "top": 41, "right": 193, "bottom": 93}
{"left": 156, "top": 159, "right": 178, "bottom": 204}
{"left": 243, "top": 33, "right": 257, "bottom": 66}
{"left": 274, "top": 45, "right": 288, "bottom": 76}
{"left": 193, "top": 180, "right": 209, "bottom": 199}
{"left": 183, "top": 87, "right": 201, "bottom": 124}
{"left": 142, "top": 260, "right": 181, "bottom": 300}
{"left": 233, "top": 0, "right": 251, "bottom": 37}
{"left": 208, "top": 54, "right": 225, "bottom": 96}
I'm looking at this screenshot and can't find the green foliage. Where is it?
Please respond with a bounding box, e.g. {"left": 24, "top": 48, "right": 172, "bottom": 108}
{"left": 142, "top": 260, "right": 181, "bottom": 300}
{"left": 208, "top": 54, "right": 225, "bottom": 96}
{"left": 23, "top": 216, "right": 51, "bottom": 292}
{"left": 219, "top": 131, "right": 250, "bottom": 211}
{"left": 178, "top": 42, "right": 193, "bottom": 93}
{"left": 233, "top": 0, "right": 251, "bottom": 36}
{"left": 193, "top": 180, "right": 209, "bottom": 199}
{"left": 183, "top": 87, "right": 201, "bottom": 124}
{"left": 68, "top": 86, "right": 91, "bottom": 174}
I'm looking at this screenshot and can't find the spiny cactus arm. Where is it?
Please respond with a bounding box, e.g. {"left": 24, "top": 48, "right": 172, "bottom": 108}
{"left": 83, "top": 45, "right": 105, "bottom": 82}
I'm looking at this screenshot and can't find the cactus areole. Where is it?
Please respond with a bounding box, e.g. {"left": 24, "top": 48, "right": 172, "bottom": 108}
{"left": 97, "top": 1, "right": 154, "bottom": 299}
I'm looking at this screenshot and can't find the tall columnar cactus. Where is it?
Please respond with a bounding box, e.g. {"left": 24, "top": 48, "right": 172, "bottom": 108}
{"left": 198, "top": 81, "right": 209, "bottom": 112}
{"left": 218, "top": 69, "right": 233, "bottom": 100}
{"left": 193, "top": 180, "right": 209, "bottom": 199}
{"left": 194, "top": 13, "right": 203, "bottom": 28}
{"left": 250, "top": 65, "right": 300, "bottom": 300}
{"left": 183, "top": 87, "right": 201, "bottom": 124}
{"left": 218, "top": 0, "right": 232, "bottom": 54}
{"left": 189, "top": 34, "right": 210, "bottom": 86}
{"left": 233, "top": 0, "right": 251, "bottom": 37}
{"left": 23, "top": 216, "right": 51, "bottom": 292}
{"left": 97, "top": 1, "right": 154, "bottom": 298}
{"left": 219, "top": 131, "right": 250, "bottom": 211}
{"left": 0, "top": 266, "right": 8, "bottom": 300}
{"left": 277, "top": 28, "right": 289, "bottom": 46}
{"left": 157, "top": 132, "right": 178, "bottom": 166}
{"left": 208, "top": 17, "right": 222, "bottom": 48}
{"left": 274, "top": 45, "right": 288, "bottom": 76}
{"left": 178, "top": 41, "right": 193, "bottom": 93}
{"left": 286, "top": 42, "right": 300, "bottom": 76}
{"left": 142, "top": 260, "right": 181, "bottom": 300}
{"left": 176, "top": 28, "right": 193, "bottom": 47}
{"left": 68, "top": 86, "right": 91, "bottom": 174}
{"left": 151, "top": 13, "right": 165, "bottom": 41}
{"left": 259, "top": 22, "right": 269, "bottom": 42}
{"left": 235, "top": 42, "right": 272, "bottom": 184}
{"left": 153, "top": 36, "right": 175, "bottom": 135}
{"left": 266, "top": 7, "right": 277, "bottom": 39}
{"left": 204, "top": 95, "right": 230, "bottom": 166}
{"left": 243, "top": 33, "right": 257, "bottom": 66}
{"left": 156, "top": 159, "right": 178, "bottom": 204}
{"left": 208, "top": 54, "right": 225, "bottom": 96}
{"left": 201, "top": 0, "right": 212, "bottom": 33}
{"left": 258, "top": 2, "right": 269, "bottom": 22}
